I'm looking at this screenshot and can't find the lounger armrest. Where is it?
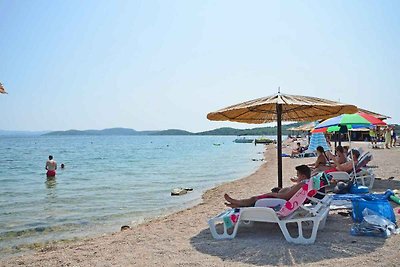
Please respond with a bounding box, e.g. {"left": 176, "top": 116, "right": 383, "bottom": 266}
{"left": 329, "top": 171, "right": 350, "bottom": 181}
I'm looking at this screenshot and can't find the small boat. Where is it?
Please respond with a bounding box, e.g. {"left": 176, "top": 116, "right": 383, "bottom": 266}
{"left": 255, "top": 137, "right": 274, "bottom": 145}
{"left": 234, "top": 137, "right": 254, "bottom": 143}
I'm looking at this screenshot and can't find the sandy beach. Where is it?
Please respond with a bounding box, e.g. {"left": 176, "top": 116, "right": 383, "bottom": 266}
{"left": 2, "top": 141, "right": 400, "bottom": 267}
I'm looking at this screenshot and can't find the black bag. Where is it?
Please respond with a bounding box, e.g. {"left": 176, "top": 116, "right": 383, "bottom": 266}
{"left": 334, "top": 181, "right": 354, "bottom": 194}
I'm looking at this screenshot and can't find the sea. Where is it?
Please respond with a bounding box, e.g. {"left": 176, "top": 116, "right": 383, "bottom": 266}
{"left": 0, "top": 135, "right": 275, "bottom": 256}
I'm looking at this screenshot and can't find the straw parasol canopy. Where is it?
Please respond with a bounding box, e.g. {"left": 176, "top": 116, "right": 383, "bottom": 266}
{"left": 207, "top": 94, "right": 358, "bottom": 123}
{"left": 207, "top": 92, "right": 358, "bottom": 187}
{"left": 288, "top": 122, "right": 316, "bottom": 132}
{"left": 0, "top": 82, "right": 7, "bottom": 94}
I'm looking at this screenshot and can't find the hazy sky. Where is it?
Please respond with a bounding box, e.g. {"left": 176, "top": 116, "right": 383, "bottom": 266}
{"left": 1, "top": 0, "right": 399, "bottom": 132}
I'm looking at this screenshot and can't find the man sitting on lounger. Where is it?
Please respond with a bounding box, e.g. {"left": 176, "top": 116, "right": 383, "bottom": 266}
{"left": 290, "top": 142, "right": 303, "bottom": 158}
{"left": 311, "top": 145, "right": 347, "bottom": 175}
{"left": 224, "top": 165, "right": 311, "bottom": 208}
{"left": 323, "top": 149, "right": 360, "bottom": 174}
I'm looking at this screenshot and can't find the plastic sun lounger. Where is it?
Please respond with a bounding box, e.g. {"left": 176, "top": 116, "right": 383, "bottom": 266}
{"left": 208, "top": 175, "right": 332, "bottom": 244}
{"left": 298, "top": 148, "right": 317, "bottom": 158}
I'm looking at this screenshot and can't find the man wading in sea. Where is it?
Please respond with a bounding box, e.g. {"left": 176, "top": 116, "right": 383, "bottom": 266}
{"left": 45, "top": 155, "right": 57, "bottom": 177}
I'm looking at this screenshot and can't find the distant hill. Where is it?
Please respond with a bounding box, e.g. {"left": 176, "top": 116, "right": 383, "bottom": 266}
{"left": 44, "top": 128, "right": 139, "bottom": 136}
{"left": 153, "top": 129, "right": 193, "bottom": 135}
{"left": 7, "top": 122, "right": 400, "bottom": 137}
{"left": 42, "top": 123, "right": 306, "bottom": 136}
{"left": 196, "top": 123, "right": 304, "bottom": 136}
{"left": 44, "top": 128, "right": 194, "bottom": 136}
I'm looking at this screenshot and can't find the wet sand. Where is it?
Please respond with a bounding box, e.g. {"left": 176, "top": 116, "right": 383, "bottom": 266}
{"left": 2, "top": 141, "right": 400, "bottom": 267}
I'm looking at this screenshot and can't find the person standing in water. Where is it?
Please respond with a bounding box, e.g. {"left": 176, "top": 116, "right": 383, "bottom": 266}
{"left": 45, "top": 155, "right": 57, "bottom": 177}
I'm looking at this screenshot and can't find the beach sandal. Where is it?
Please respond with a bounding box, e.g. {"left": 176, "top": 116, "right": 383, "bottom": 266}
{"left": 338, "top": 211, "right": 351, "bottom": 217}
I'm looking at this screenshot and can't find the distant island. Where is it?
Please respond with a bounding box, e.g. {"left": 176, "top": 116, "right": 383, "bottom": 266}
{"left": 42, "top": 123, "right": 304, "bottom": 136}
{"left": 3, "top": 123, "right": 398, "bottom": 137}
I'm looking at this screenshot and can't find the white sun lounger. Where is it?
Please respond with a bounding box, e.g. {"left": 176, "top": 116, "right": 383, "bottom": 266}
{"left": 208, "top": 176, "right": 332, "bottom": 244}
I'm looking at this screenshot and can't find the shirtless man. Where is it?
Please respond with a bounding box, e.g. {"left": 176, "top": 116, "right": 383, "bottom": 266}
{"left": 311, "top": 146, "right": 347, "bottom": 175}
{"left": 323, "top": 149, "right": 360, "bottom": 174}
{"left": 224, "top": 165, "right": 311, "bottom": 208}
{"left": 45, "top": 155, "right": 57, "bottom": 177}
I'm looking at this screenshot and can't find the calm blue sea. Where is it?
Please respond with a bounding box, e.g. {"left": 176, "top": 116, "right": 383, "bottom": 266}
{"left": 0, "top": 135, "right": 271, "bottom": 255}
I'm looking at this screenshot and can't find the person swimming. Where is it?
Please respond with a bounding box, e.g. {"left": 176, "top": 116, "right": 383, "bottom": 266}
{"left": 61, "top": 163, "right": 65, "bottom": 169}
{"left": 45, "top": 155, "right": 57, "bottom": 177}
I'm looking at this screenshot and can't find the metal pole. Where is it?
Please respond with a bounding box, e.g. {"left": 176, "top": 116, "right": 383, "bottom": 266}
{"left": 277, "top": 103, "right": 283, "bottom": 188}
{"left": 348, "top": 131, "right": 357, "bottom": 181}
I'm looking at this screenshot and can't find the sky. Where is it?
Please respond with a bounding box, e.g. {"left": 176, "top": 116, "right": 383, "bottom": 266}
{"left": 1, "top": 0, "right": 399, "bottom": 132}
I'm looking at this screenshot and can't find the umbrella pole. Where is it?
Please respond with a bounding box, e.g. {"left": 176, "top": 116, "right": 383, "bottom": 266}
{"left": 348, "top": 131, "right": 357, "bottom": 180}
{"left": 277, "top": 104, "right": 283, "bottom": 188}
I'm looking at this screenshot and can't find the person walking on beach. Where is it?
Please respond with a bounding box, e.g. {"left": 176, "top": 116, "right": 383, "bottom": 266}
{"left": 392, "top": 127, "right": 397, "bottom": 147}
{"left": 45, "top": 155, "right": 57, "bottom": 177}
{"left": 224, "top": 165, "right": 311, "bottom": 208}
{"left": 369, "top": 126, "right": 377, "bottom": 148}
{"left": 385, "top": 127, "right": 392, "bottom": 149}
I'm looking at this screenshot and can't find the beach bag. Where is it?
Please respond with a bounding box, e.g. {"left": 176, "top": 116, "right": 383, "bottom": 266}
{"left": 349, "top": 184, "right": 369, "bottom": 194}
{"left": 333, "top": 181, "right": 353, "bottom": 194}
{"left": 351, "top": 198, "right": 396, "bottom": 223}
{"left": 350, "top": 208, "right": 398, "bottom": 238}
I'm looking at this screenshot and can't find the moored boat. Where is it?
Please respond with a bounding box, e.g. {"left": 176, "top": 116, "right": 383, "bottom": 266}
{"left": 255, "top": 137, "right": 274, "bottom": 145}
{"left": 234, "top": 137, "right": 254, "bottom": 143}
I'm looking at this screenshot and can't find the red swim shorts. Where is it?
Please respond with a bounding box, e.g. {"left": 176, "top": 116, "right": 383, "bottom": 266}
{"left": 46, "top": 170, "right": 56, "bottom": 177}
{"left": 324, "top": 168, "right": 338, "bottom": 173}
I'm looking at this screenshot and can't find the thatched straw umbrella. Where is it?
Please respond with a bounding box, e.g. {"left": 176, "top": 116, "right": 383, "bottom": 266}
{"left": 0, "top": 82, "right": 7, "bottom": 94}
{"left": 207, "top": 92, "right": 358, "bottom": 187}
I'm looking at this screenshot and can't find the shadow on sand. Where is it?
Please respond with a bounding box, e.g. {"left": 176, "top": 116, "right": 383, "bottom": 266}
{"left": 371, "top": 178, "right": 400, "bottom": 192}
{"left": 190, "top": 213, "right": 387, "bottom": 266}
{"left": 190, "top": 179, "right": 400, "bottom": 266}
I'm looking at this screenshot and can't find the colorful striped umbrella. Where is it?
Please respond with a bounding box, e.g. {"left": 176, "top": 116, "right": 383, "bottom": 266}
{"left": 312, "top": 112, "right": 386, "bottom": 133}
{"left": 308, "top": 133, "right": 331, "bottom": 151}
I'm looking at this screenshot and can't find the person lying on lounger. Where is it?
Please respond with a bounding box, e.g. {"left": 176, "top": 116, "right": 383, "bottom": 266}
{"left": 334, "top": 146, "right": 348, "bottom": 164}
{"left": 224, "top": 165, "right": 311, "bottom": 208}
{"left": 322, "top": 149, "right": 360, "bottom": 174}
{"left": 307, "top": 146, "right": 330, "bottom": 170}
{"left": 311, "top": 145, "right": 347, "bottom": 175}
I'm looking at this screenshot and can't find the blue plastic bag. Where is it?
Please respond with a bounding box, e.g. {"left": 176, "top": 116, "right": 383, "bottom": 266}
{"left": 349, "top": 184, "right": 369, "bottom": 194}
{"left": 351, "top": 198, "right": 396, "bottom": 223}
{"left": 350, "top": 208, "right": 398, "bottom": 238}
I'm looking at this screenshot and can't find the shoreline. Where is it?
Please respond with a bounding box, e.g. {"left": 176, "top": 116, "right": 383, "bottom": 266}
{"left": 0, "top": 146, "right": 265, "bottom": 260}
{"left": 3, "top": 142, "right": 400, "bottom": 266}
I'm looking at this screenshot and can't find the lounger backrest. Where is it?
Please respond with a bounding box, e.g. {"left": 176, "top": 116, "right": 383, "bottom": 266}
{"left": 352, "top": 152, "right": 373, "bottom": 174}
{"left": 277, "top": 178, "right": 316, "bottom": 218}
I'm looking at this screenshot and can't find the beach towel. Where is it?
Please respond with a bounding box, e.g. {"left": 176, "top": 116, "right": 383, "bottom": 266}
{"left": 222, "top": 209, "right": 240, "bottom": 228}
